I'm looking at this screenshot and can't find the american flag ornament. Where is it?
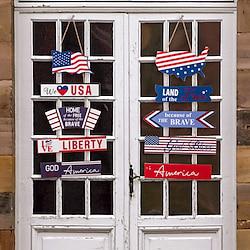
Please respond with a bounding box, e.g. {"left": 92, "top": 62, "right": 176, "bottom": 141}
{"left": 51, "top": 50, "right": 92, "bottom": 74}
{"left": 155, "top": 47, "right": 209, "bottom": 81}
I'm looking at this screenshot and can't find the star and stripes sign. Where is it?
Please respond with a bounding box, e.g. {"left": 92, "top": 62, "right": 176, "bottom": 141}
{"left": 155, "top": 47, "right": 209, "bottom": 80}
{"left": 51, "top": 50, "right": 92, "bottom": 74}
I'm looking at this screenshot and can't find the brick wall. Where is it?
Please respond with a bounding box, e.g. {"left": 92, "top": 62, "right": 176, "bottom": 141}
{"left": 0, "top": 0, "right": 15, "bottom": 249}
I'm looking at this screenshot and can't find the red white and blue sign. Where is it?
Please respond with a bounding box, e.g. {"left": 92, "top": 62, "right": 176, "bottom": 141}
{"left": 144, "top": 163, "right": 212, "bottom": 180}
{"left": 155, "top": 85, "right": 212, "bottom": 103}
{"left": 144, "top": 110, "right": 214, "bottom": 129}
{"left": 45, "top": 106, "right": 101, "bottom": 131}
{"left": 155, "top": 47, "right": 209, "bottom": 80}
{"left": 51, "top": 50, "right": 92, "bottom": 74}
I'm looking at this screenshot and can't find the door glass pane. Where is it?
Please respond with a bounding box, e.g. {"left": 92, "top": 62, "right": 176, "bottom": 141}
{"left": 169, "top": 154, "right": 192, "bottom": 164}
{"left": 62, "top": 22, "right": 84, "bottom": 52}
{"left": 197, "top": 181, "right": 220, "bottom": 215}
{"left": 91, "top": 63, "right": 113, "bottom": 96}
{"left": 141, "top": 63, "right": 163, "bottom": 97}
{"left": 141, "top": 23, "right": 163, "bottom": 57}
{"left": 33, "top": 22, "right": 55, "bottom": 56}
{"left": 169, "top": 181, "right": 192, "bottom": 215}
{"left": 33, "top": 180, "right": 56, "bottom": 214}
{"left": 62, "top": 152, "right": 84, "bottom": 162}
{"left": 198, "top": 22, "right": 220, "bottom": 56}
{"left": 141, "top": 182, "right": 163, "bottom": 215}
{"left": 90, "top": 181, "right": 113, "bottom": 215}
{"left": 62, "top": 181, "right": 85, "bottom": 215}
{"left": 91, "top": 142, "right": 113, "bottom": 175}
{"left": 170, "top": 74, "right": 192, "bottom": 87}
{"left": 90, "top": 23, "right": 113, "bottom": 56}
{"left": 62, "top": 73, "right": 83, "bottom": 83}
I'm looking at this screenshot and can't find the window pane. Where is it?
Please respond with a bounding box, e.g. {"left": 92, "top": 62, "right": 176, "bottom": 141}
{"left": 33, "top": 62, "right": 55, "bottom": 95}
{"left": 197, "top": 102, "right": 220, "bottom": 136}
{"left": 62, "top": 152, "right": 84, "bottom": 162}
{"left": 140, "top": 142, "right": 163, "bottom": 176}
{"left": 33, "top": 180, "right": 56, "bottom": 214}
{"left": 62, "top": 73, "right": 83, "bottom": 83}
{"left": 141, "top": 23, "right": 163, "bottom": 56}
{"left": 198, "top": 22, "right": 220, "bottom": 56}
{"left": 169, "top": 155, "right": 192, "bottom": 164}
{"left": 34, "top": 101, "right": 56, "bottom": 135}
{"left": 141, "top": 103, "right": 163, "bottom": 137}
{"left": 169, "top": 181, "right": 192, "bottom": 215}
{"left": 90, "top": 63, "right": 113, "bottom": 96}
{"left": 198, "top": 181, "right": 220, "bottom": 215}
{"left": 169, "top": 22, "right": 192, "bottom": 51}
{"left": 62, "top": 181, "right": 85, "bottom": 215}
{"left": 170, "top": 75, "right": 192, "bottom": 87}
{"left": 33, "top": 141, "right": 56, "bottom": 174}
{"left": 90, "top": 23, "right": 113, "bottom": 56}
{"left": 169, "top": 102, "right": 192, "bottom": 136}
{"left": 62, "top": 22, "right": 84, "bottom": 52}
{"left": 198, "top": 62, "right": 220, "bottom": 96}
{"left": 90, "top": 181, "right": 113, "bottom": 215}
{"left": 90, "top": 102, "right": 113, "bottom": 135}
{"left": 141, "top": 182, "right": 163, "bottom": 215}
{"left": 33, "top": 22, "right": 55, "bottom": 56}
{"left": 91, "top": 142, "right": 113, "bottom": 175}
{"left": 141, "top": 63, "right": 163, "bottom": 97}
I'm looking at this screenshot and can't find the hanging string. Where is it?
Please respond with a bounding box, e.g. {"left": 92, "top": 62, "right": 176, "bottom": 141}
{"left": 168, "top": 15, "right": 192, "bottom": 52}
{"left": 72, "top": 20, "right": 84, "bottom": 54}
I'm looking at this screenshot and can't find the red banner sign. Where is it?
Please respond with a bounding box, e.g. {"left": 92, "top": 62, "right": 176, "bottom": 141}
{"left": 144, "top": 163, "right": 212, "bottom": 180}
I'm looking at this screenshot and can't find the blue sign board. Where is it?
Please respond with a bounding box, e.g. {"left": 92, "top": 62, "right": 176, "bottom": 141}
{"left": 40, "top": 162, "right": 63, "bottom": 178}
{"left": 155, "top": 85, "right": 213, "bottom": 103}
{"left": 144, "top": 110, "right": 214, "bottom": 129}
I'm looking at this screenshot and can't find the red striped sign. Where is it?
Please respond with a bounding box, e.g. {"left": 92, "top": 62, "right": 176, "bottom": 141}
{"left": 144, "top": 163, "right": 212, "bottom": 180}
{"left": 144, "top": 136, "right": 217, "bottom": 155}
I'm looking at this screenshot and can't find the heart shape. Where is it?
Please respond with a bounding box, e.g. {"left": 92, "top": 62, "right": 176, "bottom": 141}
{"left": 57, "top": 85, "right": 68, "bottom": 96}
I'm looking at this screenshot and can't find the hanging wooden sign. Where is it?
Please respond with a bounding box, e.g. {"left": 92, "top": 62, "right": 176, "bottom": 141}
{"left": 144, "top": 110, "right": 214, "bottom": 129}
{"left": 155, "top": 85, "right": 212, "bottom": 103}
{"left": 40, "top": 83, "right": 100, "bottom": 97}
{"left": 144, "top": 163, "right": 212, "bottom": 180}
{"left": 37, "top": 136, "right": 107, "bottom": 154}
{"left": 40, "top": 161, "right": 102, "bottom": 178}
{"left": 144, "top": 136, "right": 217, "bottom": 155}
{"left": 155, "top": 47, "right": 209, "bottom": 81}
{"left": 45, "top": 106, "right": 101, "bottom": 131}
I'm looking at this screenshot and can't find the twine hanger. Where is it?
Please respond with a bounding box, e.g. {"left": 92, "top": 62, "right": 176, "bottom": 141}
{"left": 168, "top": 15, "right": 192, "bottom": 52}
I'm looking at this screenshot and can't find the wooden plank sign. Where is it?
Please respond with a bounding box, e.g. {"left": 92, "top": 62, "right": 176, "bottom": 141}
{"left": 40, "top": 161, "right": 102, "bottom": 178}
{"left": 155, "top": 85, "right": 212, "bottom": 103}
{"left": 37, "top": 136, "right": 107, "bottom": 154}
{"left": 45, "top": 106, "right": 101, "bottom": 131}
{"left": 41, "top": 83, "right": 99, "bottom": 97}
{"left": 144, "top": 110, "right": 214, "bottom": 129}
{"left": 144, "top": 163, "right": 212, "bottom": 180}
{"left": 144, "top": 136, "right": 217, "bottom": 155}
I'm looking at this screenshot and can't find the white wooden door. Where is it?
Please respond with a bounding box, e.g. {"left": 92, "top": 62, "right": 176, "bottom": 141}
{"left": 129, "top": 13, "right": 236, "bottom": 250}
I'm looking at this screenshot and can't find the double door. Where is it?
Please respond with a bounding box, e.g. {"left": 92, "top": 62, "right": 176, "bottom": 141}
{"left": 15, "top": 11, "right": 236, "bottom": 250}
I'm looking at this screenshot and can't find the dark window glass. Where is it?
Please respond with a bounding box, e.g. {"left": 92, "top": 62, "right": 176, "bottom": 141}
{"left": 198, "top": 22, "right": 220, "bottom": 56}
{"left": 141, "top": 182, "right": 163, "bottom": 215}
{"left": 170, "top": 75, "right": 192, "bottom": 86}
{"left": 198, "top": 62, "right": 220, "bottom": 96}
{"left": 197, "top": 102, "right": 220, "bottom": 136}
{"left": 141, "top": 63, "right": 163, "bottom": 97}
{"left": 91, "top": 142, "right": 113, "bottom": 175}
{"left": 140, "top": 142, "right": 163, "bottom": 176}
{"left": 61, "top": 102, "right": 85, "bottom": 135}
{"left": 62, "top": 22, "right": 84, "bottom": 52}
{"left": 169, "top": 22, "right": 192, "bottom": 51}
{"left": 90, "top": 102, "right": 113, "bottom": 135}
{"left": 198, "top": 181, "right": 220, "bottom": 215}
{"left": 169, "top": 155, "right": 192, "bottom": 164}
{"left": 33, "top": 141, "right": 56, "bottom": 174}
{"left": 33, "top": 180, "right": 56, "bottom": 214}
{"left": 90, "top": 23, "right": 113, "bottom": 56}
{"left": 62, "top": 152, "right": 84, "bottom": 162}
{"left": 90, "top": 63, "right": 113, "bottom": 96}
{"left": 62, "top": 181, "right": 85, "bottom": 215}
{"left": 141, "top": 103, "right": 163, "bottom": 137}
{"left": 169, "top": 181, "right": 192, "bottom": 215}
{"left": 62, "top": 73, "right": 83, "bottom": 83}
{"left": 90, "top": 181, "right": 113, "bottom": 215}
{"left": 34, "top": 101, "right": 56, "bottom": 135}
{"left": 33, "top": 62, "right": 56, "bottom": 95}
{"left": 141, "top": 23, "right": 163, "bottom": 56}
{"left": 33, "top": 22, "right": 55, "bottom": 55}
